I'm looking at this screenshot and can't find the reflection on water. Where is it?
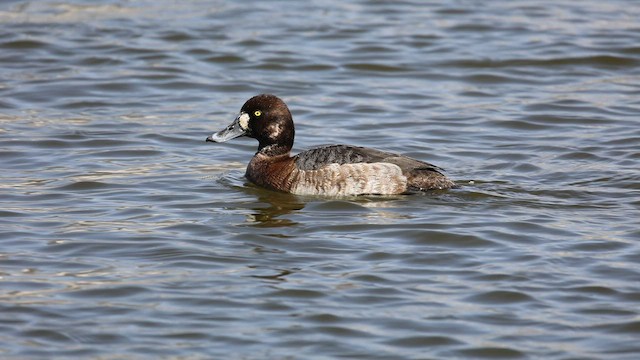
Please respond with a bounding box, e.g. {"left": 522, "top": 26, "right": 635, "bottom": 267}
{"left": 1, "top": 0, "right": 640, "bottom": 359}
{"left": 246, "top": 192, "right": 306, "bottom": 227}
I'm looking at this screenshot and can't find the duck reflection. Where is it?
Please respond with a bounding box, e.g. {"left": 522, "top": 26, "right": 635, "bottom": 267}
{"left": 240, "top": 183, "right": 306, "bottom": 227}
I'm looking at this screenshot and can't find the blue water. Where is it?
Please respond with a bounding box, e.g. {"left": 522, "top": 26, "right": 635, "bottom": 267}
{"left": 1, "top": 1, "right": 639, "bottom": 359}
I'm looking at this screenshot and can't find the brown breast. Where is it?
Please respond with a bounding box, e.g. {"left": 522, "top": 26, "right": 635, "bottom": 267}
{"left": 246, "top": 153, "right": 297, "bottom": 192}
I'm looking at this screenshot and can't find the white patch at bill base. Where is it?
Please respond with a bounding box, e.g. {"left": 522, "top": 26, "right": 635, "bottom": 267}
{"left": 238, "top": 112, "right": 250, "bottom": 130}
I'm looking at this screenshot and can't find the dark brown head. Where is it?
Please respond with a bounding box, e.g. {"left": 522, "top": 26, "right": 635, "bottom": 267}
{"left": 206, "top": 94, "right": 295, "bottom": 156}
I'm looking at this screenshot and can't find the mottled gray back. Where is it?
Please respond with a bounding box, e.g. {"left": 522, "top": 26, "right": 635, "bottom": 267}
{"left": 294, "top": 144, "right": 444, "bottom": 175}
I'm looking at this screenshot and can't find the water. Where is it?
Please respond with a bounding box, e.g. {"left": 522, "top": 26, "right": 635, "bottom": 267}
{"left": 1, "top": 0, "right": 639, "bottom": 358}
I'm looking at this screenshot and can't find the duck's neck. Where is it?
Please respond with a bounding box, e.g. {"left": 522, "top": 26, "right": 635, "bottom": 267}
{"left": 257, "top": 143, "right": 291, "bottom": 157}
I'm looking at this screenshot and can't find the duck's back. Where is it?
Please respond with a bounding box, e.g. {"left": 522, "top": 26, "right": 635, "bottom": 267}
{"left": 293, "top": 145, "right": 454, "bottom": 192}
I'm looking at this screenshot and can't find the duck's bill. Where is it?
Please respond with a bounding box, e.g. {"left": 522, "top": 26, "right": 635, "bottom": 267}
{"left": 205, "top": 113, "right": 248, "bottom": 143}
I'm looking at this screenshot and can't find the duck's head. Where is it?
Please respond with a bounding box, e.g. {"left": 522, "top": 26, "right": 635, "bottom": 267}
{"left": 206, "top": 94, "right": 294, "bottom": 155}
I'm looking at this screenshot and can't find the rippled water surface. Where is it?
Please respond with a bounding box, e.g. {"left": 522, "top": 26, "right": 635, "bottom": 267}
{"left": 2, "top": 1, "right": 640, "bottom": 359}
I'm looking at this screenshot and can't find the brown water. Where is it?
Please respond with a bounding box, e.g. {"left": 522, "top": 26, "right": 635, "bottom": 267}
{"left": 1, "top": 1, "right": 640, "bottom": 359}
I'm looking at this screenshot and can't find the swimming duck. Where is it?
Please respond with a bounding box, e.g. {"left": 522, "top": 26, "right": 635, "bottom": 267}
{"left": 206, "top": 94, "right": 455, "bottom": 196}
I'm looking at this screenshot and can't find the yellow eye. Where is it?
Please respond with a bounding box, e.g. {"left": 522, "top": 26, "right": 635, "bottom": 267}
{"left": 254, "top": 110, "right": 262, "bottom": 117}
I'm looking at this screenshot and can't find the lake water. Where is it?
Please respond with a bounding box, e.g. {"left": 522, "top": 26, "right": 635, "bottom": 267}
{"left": 1, "top": 1, "right": 639, "bottom": 359}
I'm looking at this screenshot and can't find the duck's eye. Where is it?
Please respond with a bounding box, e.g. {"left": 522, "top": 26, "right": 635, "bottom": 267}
{"left": 254, "top": 110, "right": 262, "bottom": 117}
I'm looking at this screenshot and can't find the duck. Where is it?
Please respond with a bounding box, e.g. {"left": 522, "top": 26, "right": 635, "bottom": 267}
{"left": 206, "top": 94, "right": 455, "bottom": 196}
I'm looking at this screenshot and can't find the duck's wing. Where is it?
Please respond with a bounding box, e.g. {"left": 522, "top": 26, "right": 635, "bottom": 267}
{"left": 293, "top": 144, "right": 455, "bottom": 192}
{"left": 294, "top": 144, "right": 445, "bottom": 174}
